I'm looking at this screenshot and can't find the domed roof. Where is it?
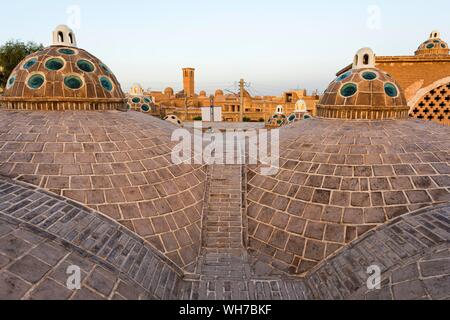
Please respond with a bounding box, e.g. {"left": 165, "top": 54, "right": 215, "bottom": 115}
{"left": 164, "top": 87, "right": 174, "bottom": 96}
{"left": 317, "top": 48, "right": 409, "bottom": 120}
{"left": 415, "top": 31, "right": 449, "bottom": 56}
{"left": 215, "top": 89, "right": 224, "bottom": 97}
{"left": 0, "top": 25, "right": 126, "bottom": 111}
{"left": 199, "top": 90, "right": 207, "bottom": 97}
{"left": 0, "top": 110, "right": 205, "bottom": 271}
{"left": 247, "top": 117, "right": 450, "bottom": 276}
{"left": 164, "top": 114, "right": 183, "bottom": 126}
{"left": 127, "top": 94, "right": 156, "bottom": 114}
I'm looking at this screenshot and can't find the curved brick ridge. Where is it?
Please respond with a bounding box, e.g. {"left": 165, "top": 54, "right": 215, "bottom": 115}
{"left": 0, "top": 177, "right": 188, "bottom": 300}
{"left": 247, "top": 118, "right": 450, "bottom": 276}
{"left": 0, "top": 110, "right": 207, "bottom": 271}
{"left": 184, "top": 203, "right": 450, "bottom": 300}
{"left": 0, "top": 176, "right": 448, "bottom": 300}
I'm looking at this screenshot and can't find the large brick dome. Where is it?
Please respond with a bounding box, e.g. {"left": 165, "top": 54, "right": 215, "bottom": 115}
{"left": 0, "top": 110, "right": 206, "bottom": 272}
{"left": 247, "top": 117, "right": 450, "bottom": 276}
{"left": 246, "top": 48, "right": 450, "bottom": 277}
{"left": 0, "top": 25, "right": 126, "bottom": 111}
{"left": 317, "top": 48, "right": 410, "bottom": 120}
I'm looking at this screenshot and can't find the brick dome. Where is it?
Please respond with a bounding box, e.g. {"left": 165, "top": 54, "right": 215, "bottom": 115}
{"left": 0, "top": 110, "right": 206, "bottom": 272}
{"left": 247, "top": 118, "right": 450, "bottom": 276}
{"left": 317, "top": 48, "right": 410, "bottom": 120}
{"left": 415, "top": 31, "right": 449, "bottom": 56}
{"left": 126, "top": 84, "right": 158, "bottom": 115}
{"left": 0, "top": 25, "right": 126, "bottom": 111}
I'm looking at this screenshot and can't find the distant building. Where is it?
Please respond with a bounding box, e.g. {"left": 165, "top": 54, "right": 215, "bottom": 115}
{"left": 148, "top": 68, "right": 320, "bottom": 122}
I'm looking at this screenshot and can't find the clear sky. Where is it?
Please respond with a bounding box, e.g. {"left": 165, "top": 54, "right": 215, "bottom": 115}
{"left": 2, "top": 0, "right": 449, "bottom": 95}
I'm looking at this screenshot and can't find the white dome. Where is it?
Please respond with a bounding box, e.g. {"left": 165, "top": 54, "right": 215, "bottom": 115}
{"left": 164, "top": 114, "right": 183, "bottom": 126}
{"left": 295, "top": 99, "right": 307, "bottom": 113}
{"left": 275, "top": 105, "right": 284, "bottom": 115}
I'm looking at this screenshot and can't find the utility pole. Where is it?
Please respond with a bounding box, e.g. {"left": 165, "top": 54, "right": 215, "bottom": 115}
{"left": 184, "top": 97, "right": 188, "bottom": 121}
{"left": 209, "top": 95, "right": 214, "bottom": 122}
{"left": 239, "top": 79, "right": 245, "bottom": 122}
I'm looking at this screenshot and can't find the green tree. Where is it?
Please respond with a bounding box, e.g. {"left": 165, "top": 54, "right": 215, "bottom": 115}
{"left": 0, "top": 40, "right": 43, "bottom": 89}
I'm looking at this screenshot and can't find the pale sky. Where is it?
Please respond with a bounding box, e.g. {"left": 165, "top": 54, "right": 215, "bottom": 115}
{"left": 2, "top": 0, "right": 449, "bottom": 95}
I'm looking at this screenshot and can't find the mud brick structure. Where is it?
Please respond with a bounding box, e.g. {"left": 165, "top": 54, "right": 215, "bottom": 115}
{"left": 0, "top": 26, "right": 449, "bottom": 300}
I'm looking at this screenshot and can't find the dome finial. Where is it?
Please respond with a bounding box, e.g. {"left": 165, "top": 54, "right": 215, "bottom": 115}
{"left": 130, "top": 83, "right": 144, "bottom": 96}
{"left": 52, "top": 25, "right": 77, "bottom": 47}
{"left": 430, "top": 30, "right": 441, "bottom": 39}
{"left": 353, "top": 47, "right": 376, "bottom": 69}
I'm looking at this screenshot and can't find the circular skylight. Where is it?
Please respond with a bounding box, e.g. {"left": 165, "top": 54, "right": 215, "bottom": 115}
{"left": 384, "top": 83, "right": 399, "bottom": 97}
{"left": 340, "top": 83, "right": 358, "bottom": 97}
{"left": 23, "top": 58, "right": 38, "bottom": 70}
{"left": 58, "top": 48, "right": 76, "bottom": 55}
{"left": 64, "top": 75, "right": 83, "bottom": 90}
{"left": 27, "top": 74, "right": 45, "bottom": 89}
{"left": 336, "top": 71, "right": 352, "bottom": 82}
{"left": 6, "top": 75, "right": 16, "bottom": 89}
{"left": 100, "top": 76, "right": 114, "bottom": 92}
{"left": 362, "top": 71, "right": 378, "bottom": 80}
{"left": 45, "top": 58, "right": 65, "bottom": 71}
{"left": 77, "top": 60, "right": 95, "bottom": 73}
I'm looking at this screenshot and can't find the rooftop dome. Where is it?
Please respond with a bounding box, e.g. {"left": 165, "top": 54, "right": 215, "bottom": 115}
{"left": 164, "top": 87, "right": 174, "bottom": 96}
{"left": 247, "top": 46, "right": 450, "bottom": 277}
{"left": 215, "top": 89, "right": 224, "bottom": 97}
{"left": 317, "top": 48, "right": 410, "bottom": 120}
{"left": 247, "top": 114, "right": 450, "bottom": 277}
{"left": 127, "top": 93, "right": 157, "bottom": 114}
{"left": 415, "top": 31, "right": 449, "bottom": 56}
{"left": 199, "top": 90, "right": 207, "bottom": 97}
{"left": 0, "top": 25, "right": 126, "bottom": 111}
{"left": 127, "top": 84, "right": 159, "bottom": 114}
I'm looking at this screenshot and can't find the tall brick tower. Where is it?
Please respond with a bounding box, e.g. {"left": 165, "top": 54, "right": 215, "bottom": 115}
{"left": 182, "top": 68, "right": 195, "bottom": 97}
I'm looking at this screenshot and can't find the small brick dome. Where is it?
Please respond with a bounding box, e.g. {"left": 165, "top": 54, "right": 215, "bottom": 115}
{"left": 317, "top": 48, "right": 409, "bottom": 120}
{"left": 415, "top": 31, "right": 449, "bottom": 56}
{"left": 0, "top": 25, "right": 126, "bottom": 111}
{"left": 164, "top": 87, "right": 174, "bottom": 96}
{"left": 126, "top": 84, "right": 158, "bottom": 115}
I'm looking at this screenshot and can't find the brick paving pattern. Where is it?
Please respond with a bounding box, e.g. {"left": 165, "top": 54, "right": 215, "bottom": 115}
{"left": 196, "top": 165, "right": 252, "bottom": 281}
{"left": 185, "top": 204, "right": 450, "bottom": 300}
{"left": 0, "top": 177, "right": 186, "bottom": 300}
